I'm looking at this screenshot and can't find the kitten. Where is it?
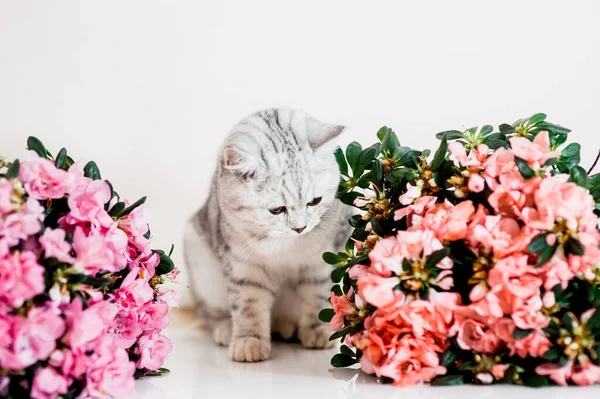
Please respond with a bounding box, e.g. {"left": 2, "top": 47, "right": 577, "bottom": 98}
{"left": 184, "top": 109, "right": 350, "bottom": 362}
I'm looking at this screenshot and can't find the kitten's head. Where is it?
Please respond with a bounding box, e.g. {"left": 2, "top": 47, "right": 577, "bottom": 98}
{"left": 218, "top": 109, "right": 344, "bottom": 239}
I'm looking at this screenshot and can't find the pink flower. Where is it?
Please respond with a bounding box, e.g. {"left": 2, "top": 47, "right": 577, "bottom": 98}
{"left": 0, "top": 376, "right": 8, "bottom": 397}
{"left": 30, "top": 367, "right": 69, "bottom": 399}
{"left": 399, "top": 183, "right": 422, "bottom": 205}
{"left": 0, "top": 180, "right": 13, "bottom": 214}
{"left": 509, "top": 131, "right": 559, "bottom": 167}
{"left": 522, "top": 176, "right": 597, "bottom": 232}
{"left": 40, "top": 228, "right": 74, "bottom": 263}
{"left": 19, "top": 151, "right": 69, "bottom": 200}
{"left": 456, "top": 319, "right": 501, "bottom": 353}
{"left": 571, "top": 356, "right": 600, "bottom": 386}
{"left": 394, "top": 196, "right": 437, "bottom": 225}
{"left": 71, "top": 227, "right": 118, "bottom": 275}
{"left": 468, "top": 173, "right": 485, "bottom": 193}
{"left": 112, "top": 309, "right": 143, "bottom": 348}
{"left": 0, "top": 251, "right": 45, "bottom": 308}
{"left": 0, "top": 307, "right": 65, "bottom": 370}
{"left": 368, "top": 236, "right": 403, "bottom": 276}
{"left": 358, "top": 273, "right": 403, "bottom": 308}
{"left": 330, "top": 287, "right": 356, "bottom": 331}
{"left": 84, "top": 334, "right": 136, "bottom": 398}
{"left": 487, "top": 255, "right": 542, "bottom": 300}
{"left": 118, "top": 203, "right": 149, "bottom": 239}
{"left": 135, "top": 331, "right": 172, "bottom": 371}
{"left": 0, "top": 198, "right": 44, "bottom": 257}
{"left": 114, "top": 266, "right": 154, "bottom": 309}
{"left": 421, "top": 201, "right": 475, "bottom": 242}
{"left": 158, "top": 289, "right": 181, "bottom": 309}
{"left": 536, "top": 362, "right": 573, "bottom": 387}
{"left": 491, "top": 364, "right": 510, "bottom": 380}
{"left": 138, "top": 302, "right": 170, "bottom": 331}
{"left": 468, "top": 216, "right": 532, "bottom": 258}
{"left": 66, "top": 180, "right": 113, "bottom": 229}
{"left": 64, "top": 297, "right": 118, "bottom": 347}
{"left": 51, "top": 349, "right": 87, "bottom": 379}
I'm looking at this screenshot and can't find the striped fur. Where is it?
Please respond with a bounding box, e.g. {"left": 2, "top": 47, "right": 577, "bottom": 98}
{"left": 184, "top": 109, "right": 351, "bottom": 362}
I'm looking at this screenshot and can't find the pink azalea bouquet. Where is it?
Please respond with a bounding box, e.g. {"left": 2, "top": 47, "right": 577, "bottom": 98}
{"left": 0, "top": 137, "right": 179, "bottom": 398}
{"left": 321, "top": 114, "right": 600, "bottom": 387}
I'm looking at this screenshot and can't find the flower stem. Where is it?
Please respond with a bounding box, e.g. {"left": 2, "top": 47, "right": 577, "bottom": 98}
{"left": 588, "top": 149, "right": 600, "bottom": 175}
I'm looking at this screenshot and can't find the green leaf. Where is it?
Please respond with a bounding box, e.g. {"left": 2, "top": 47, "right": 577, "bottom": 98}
{"left": 338, "top": 191, "right": 362, "bottom": 206}
{"left": 54, "top": 148, "right": 68, "bottom": 169}
{"left": 585, "top": 309, "right": 600, "bottom": 333}
{"left": 479, "top": 125, "right": 493, "bottom": 137}
{"left": 513, "top": 327, "right": 533, "bottom": 340}
{"left": 536, "top": 244, "right": 557, "bottom": 267}
{"left": 542, "top": 347, "right": 561, "bottom": 361}
{"left": 109, "top": 202, "right": 126, "bottom": 217}
{"left": 431, "top": 375, "right": 464, "bottom": 386}
{"left": 331, "top": 284, "right": 343, "bottom": 296}
{"left": 386, "top": 168, "right": 415, "bottom": 184}
{"left": 371, "top": 160, "right": 384, "bottom": 190}
{"left": 356, "top": 172, "right": 372, "bottom": 189}
{"left": 354, "top": 146, "right": 378, "bottom": 177}
{"left": 27, "top": 136, "right": 52, "bottom": 159}
{"left": 569, "top": 165, "right": 588, "bottom": 187}
{"left": 529, "top": 113, "right": 547, "bottom": 125}
{"left": 514, "top": 157, "right": 535, "bottom": 180}
{"left": 168, "top": 243, "right": 174, "bottom": 257}
{"left": 402, "top": 258, "right": 412, "bottom": 272}
{"left": 397, "top": 149, "right": 422, "bottom": 167}
{"left": 340, "top": 345, "right": 356, "bottom": 358}
{"left": 331, "top": 353, "right": 359, "bottom": 368}
{"left": 117, "top": 196, "right": 147, "bottom": 218}
{"left": 557, "top": 143, "right": 581, "bottom": 173}
{"left": 83, "top": 161, "right": 102, "bottom": 180}
{"left": 318, "top": 308, "right": 335, "bottom": 323}
{"left": 551, "top": 133, "right": 568, "bottom": 149}
{"left": 155, "top": 252, "right": 175, "bottom": 275}
{"left": 323, "top": 252, "right": 345, "bottom": 265}
{"left": 590, "top": 174, "right": 600, "bottom": 200}
{"left": 346, "top": 142, "right": 362, "bottom": 172}
{"left": 330, "top": 267, "right": 346, "bottom": 283}
{"left": 483, "top": 132, "right": 508, "bottom": 150}
{"left": 441, "top": 351, "right": 458, "bottom": 368}
{"left": 499, "top": 124, "right": 516, "bottom": 135}
{"left": 565, "top": 237, "right": 585, "bottom": 256}
{"left": 334, "top": 147, "right": 349, "bottom": 177}
{"left": 424, "top": 248, "right": 450, "bottom": 270}
{"left": 528, "top": 233, "right": 550, "bottom": 254}
{"left": 535, "top": 121, "right": 571, "bottom": 136}
{"left": 562, "top": 313, "right": 576, "bottom": 333}
{"left": 377, "top": 127, "right": 400, "bottom": 153}
{"left": 144, "top": 226, "right": 151, "bottom": 239}
{"left": 431, "top": 135, "right": 448, "bottom": 172}
{"left": 6, "top": 160, "right": 20, "bottom": 179}
{"left": 522, "top": 375, "right": 550, "bottom": 387}
{"left": 435, "top": 130, "right": 463, "bottom": 140}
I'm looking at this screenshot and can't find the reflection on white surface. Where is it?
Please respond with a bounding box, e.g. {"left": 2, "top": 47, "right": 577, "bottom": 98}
{"left": 132, "top": 317, "right": 600, "bottom": 399}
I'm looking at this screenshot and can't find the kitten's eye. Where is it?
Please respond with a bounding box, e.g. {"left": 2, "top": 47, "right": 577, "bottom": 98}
{"left": 307, "top": 197, "right": 322, "bottom": 207}
{"left": 269, "top": 206, "right": 286, "bottom": 215}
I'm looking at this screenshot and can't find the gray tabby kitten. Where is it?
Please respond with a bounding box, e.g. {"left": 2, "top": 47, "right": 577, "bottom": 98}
{"left": 184, "top": 109, "right": 350, "bottom": 362}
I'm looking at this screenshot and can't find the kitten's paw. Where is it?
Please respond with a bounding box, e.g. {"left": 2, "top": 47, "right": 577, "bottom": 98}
{"left": 229, "top": 337, "right": 271, "bottom": 362}
{"left": 272, "top": 317, "right": 296, "bottom": 341}
{"left": 213, "top": 319, "right": 232, "bottom": 346}
{"left": 299, "top": 325, "right": 334, "bottom": 349}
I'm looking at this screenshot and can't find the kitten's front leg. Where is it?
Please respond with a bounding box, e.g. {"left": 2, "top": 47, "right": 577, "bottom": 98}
{"left": 227, "top": 263, "right": 275, "bottom": 362}
{"left": 296, "top": 267, "right": 334, "bottom": 349}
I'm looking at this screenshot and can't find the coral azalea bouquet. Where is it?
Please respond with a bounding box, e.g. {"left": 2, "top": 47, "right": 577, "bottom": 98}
{"left": 321, "top": 114, "right": 600, "bottom": 387}
{"left": 0, "top": 138, "right": 179, "bottom": 398}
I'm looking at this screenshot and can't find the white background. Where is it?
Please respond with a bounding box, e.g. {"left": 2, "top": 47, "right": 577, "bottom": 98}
{"left": 1, "top": 1, "right": 599, "bottom": 307}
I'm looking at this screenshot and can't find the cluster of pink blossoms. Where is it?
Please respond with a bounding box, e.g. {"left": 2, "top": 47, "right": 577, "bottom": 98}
{"left": 0, "top": 148, "right": 179, "bottom": 399}
{"left": 329, "top": 130, "right": 600, "bottom": 387}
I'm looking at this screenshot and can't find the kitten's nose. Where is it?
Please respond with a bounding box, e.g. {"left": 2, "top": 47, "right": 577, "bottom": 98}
{"left": 292, "top": 226, "right": 306, "bottom": 234}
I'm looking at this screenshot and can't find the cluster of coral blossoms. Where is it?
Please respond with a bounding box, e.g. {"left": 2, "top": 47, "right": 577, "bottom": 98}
{"left": 322, "top": 114, "right": 600, "bottom": 387}
{"left": 0, "top": 138, "right": 179, "bottom": 398}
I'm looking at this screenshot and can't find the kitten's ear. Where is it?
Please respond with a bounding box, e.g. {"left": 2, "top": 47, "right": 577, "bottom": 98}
{"left": 222, "top": 146, "right": 264, "bottom": 179}
{"left": 306, "top": 116, "right": 345, "bottom": 149}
